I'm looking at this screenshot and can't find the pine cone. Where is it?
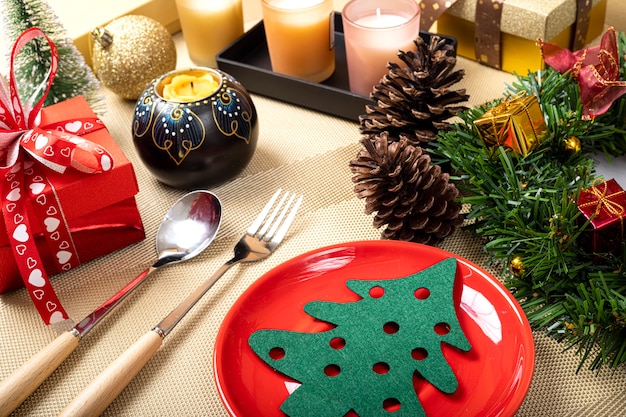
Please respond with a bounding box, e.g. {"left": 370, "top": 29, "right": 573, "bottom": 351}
{"left": 350, "top": 132, "right": 463, "bottom": 245}
{"left": 359, "top": 35, "right": 469, "bottom": 145}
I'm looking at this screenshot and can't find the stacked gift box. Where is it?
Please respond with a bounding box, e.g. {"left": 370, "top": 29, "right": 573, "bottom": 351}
{"left": 46, "top": 0, "right": 180, "bottom": 66}
{"left": 434, "top": 0, "right": 607, "bottom": 74}
{"left": 0, "top": 96, "right": 145, "bottom": 294}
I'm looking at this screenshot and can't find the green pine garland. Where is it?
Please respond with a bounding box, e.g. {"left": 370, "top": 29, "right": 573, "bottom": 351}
{"left": 1, "top": 0, "right": 103, "bottom": 110}
{"left": 433, "top": 34, "right": 626, "bottom": 371}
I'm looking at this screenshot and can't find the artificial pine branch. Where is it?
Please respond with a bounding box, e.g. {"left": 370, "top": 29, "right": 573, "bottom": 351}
{"left": 1, "top": 0, "right": 103, "bottom": 111}
{"left": 434, "top": 54, "right": 626, "bottom": 370}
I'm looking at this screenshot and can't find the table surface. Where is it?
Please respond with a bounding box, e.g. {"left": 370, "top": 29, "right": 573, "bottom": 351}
{"left": 2, "top": 1, "right": 626, "bottom": 416}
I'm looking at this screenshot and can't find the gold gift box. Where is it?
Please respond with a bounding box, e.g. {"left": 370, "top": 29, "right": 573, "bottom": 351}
{"left": 48, "top": 0, "right": 180, "bottom": 66}
{"left": 435, "top": 0, "right": 607, "bottom": 74}
{"left": 474, "top": 94, "right": 547, "bottom": 156}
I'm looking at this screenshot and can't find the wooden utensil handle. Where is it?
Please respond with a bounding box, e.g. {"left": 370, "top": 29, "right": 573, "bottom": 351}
{"left": 59, "top": 330, "right": 162, "bottom": 417}
{"left": 0, "top": 330, "right": 79, "bottom": 417}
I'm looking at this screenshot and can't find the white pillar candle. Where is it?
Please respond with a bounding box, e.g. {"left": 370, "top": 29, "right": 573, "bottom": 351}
{"left": 342, "top": 0, "right": 421, "bottom": 96}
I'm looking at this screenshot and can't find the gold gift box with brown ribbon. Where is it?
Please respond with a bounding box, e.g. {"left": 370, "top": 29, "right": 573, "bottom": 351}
{"left": 431, "top": 0, "right": 607, "bottom": 74}
{"left": 47, "top": 0, "right": 180, "bottom": 66}
{"left": 473, "top": 94, "right": 547, "bottom": 156}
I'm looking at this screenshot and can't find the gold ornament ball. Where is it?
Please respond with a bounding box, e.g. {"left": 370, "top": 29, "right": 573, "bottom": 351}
{"left": 90, "top": 15, "right": 177, "bottom": 100}
{"left": 564, "top": 136, "right": 581, "bottom": 153}
{"left": 509, "top": 256, "right": 525, "bottom": 277}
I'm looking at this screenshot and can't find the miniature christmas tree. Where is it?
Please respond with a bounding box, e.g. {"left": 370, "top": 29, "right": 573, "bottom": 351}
{"left": 249, "top": 258, "right": 471, "bottom": 417}
{"left": 1, "top": 0, "right": 103, "bottom": 110}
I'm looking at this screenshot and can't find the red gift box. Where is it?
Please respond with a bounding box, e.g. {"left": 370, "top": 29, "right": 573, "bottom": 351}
{"left": 577, "top": 178, "right": 626, "bottom": 254}
{"left": 0, "top": 96, "right": 145, "bottom": 293}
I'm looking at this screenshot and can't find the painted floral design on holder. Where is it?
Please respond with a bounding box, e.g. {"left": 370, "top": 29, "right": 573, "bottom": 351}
{"left": 131, "top": 68, "right": 258, "bottom": 189}
{"left": 0, "top": 28, "right": 114, "bottom": 325}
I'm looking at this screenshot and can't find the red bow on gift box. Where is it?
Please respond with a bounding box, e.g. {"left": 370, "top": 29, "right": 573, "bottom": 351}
{"left": 540, "top": 27, "right": 626, "bottom": 120}
{"left": 0, "top": 28, "right": 114, "bottom": 324}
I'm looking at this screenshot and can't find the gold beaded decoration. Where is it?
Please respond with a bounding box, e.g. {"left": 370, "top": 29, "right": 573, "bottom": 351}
{"left": 90, "top": 15, "right": 177, "bottom": 100}
{"left": 564, "top": 136, "right": 582, "bottom": 153}
{"left": 509, "top": 256, "right": 525, "bottom": 277}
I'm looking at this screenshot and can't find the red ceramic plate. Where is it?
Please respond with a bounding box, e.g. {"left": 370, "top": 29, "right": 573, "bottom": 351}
{"left": 214, "top": 241, "right": 534, "bottom": 416}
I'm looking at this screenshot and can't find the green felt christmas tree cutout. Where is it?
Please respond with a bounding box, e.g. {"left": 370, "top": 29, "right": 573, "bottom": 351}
{"left": 248, "top": 257, "right": 471, "bottom": 417}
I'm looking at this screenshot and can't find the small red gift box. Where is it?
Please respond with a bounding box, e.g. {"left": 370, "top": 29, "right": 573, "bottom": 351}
{"left": 577, "top": 178, "right": 626, "bottom": 254}
{"left": 0, "top": 96, "right": 145, "bottom": 293}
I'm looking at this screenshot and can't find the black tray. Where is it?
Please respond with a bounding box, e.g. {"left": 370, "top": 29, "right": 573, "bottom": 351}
{"left": 216, "top": 12, "right": 456, "bottom": 121}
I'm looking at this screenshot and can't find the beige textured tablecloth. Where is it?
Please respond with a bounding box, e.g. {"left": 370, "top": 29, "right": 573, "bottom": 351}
{"left": 2, "top": 1, "right": 626, "bottom": 415}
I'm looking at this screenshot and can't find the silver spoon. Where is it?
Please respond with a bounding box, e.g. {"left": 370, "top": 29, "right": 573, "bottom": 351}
{"left": 0, "top": 190, "right": 222, "bottom": 417}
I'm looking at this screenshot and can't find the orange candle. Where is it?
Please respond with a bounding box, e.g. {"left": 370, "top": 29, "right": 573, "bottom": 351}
{"left": 175, "top": 0, "right": 244, "bottom": 68}
{"left": 261, "top": 0, "right": 335, "bottom": 83}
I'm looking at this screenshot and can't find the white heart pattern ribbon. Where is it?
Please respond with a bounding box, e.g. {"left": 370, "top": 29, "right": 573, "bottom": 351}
{"left": 0, "top": 28, "right": 114, "bottom": 324}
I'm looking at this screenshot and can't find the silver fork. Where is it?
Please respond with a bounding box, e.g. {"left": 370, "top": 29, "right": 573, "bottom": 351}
{"left": 59, "top": 189, "right": 303, "bottom": 417}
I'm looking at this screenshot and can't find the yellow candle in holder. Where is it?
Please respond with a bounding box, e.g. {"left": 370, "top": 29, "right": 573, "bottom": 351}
{"left": 161, "top": 70, "right": 220, "bottom": 102}
{"left": 175, "top": 0, "right": 244, "bottom": 68}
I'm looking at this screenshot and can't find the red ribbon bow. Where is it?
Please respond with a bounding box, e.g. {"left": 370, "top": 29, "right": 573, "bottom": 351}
{"left": 0, "top": 28, "right": 114, "bottom": 324}
{"left": 539, "top": 27, "right": 626, "bottom": 120}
